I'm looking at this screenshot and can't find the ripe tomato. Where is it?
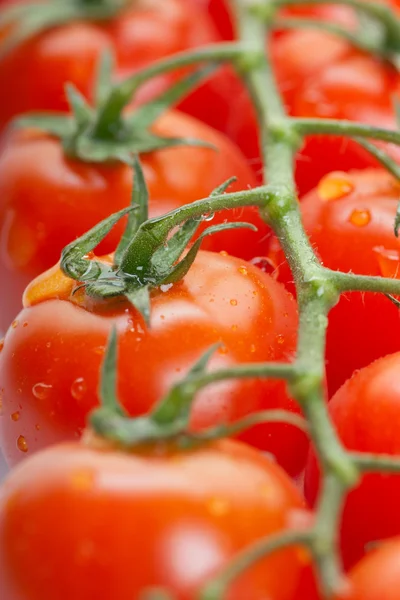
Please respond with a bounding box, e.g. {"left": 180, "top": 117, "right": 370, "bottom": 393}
{"left": 190, "top": 0, "right": 234, "bottom": 39}
{"left": 226, "top": 15, "right": 399, "bottom": 193}
{"left": 305, "top": 352, "right": 400, "bottom": 569}
{"left": 0, "top": 0, "right": 219, "bottom": 129}
{"left": 334, "top": 538, "right": 400, "bottom": 600}
{"left": 0, "top": 437, "right": 312, "bottom": 600}
{"left": 267, "top": 169, "right": 400, "bottom": 395}
{"left": 0, "top": 110, "right": 264, "bottom": 332}
{"left": 0, "top": 250, "right": 307, "bottom": 475}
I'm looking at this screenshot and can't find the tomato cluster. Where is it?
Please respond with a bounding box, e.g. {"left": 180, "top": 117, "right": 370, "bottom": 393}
{"left": 1, "top": 1, "right": 400, "bottom": 599}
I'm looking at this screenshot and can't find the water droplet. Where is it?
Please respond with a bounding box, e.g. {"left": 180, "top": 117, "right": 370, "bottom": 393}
{"left": 349, "top": 209, "right": 371, "bottom": 227}
{"left": 11, "top": 320, "right": 18, "bottom": 329}
{"left": 250, "top": 344, "right": 256, "bottom": 353}
{"left": 32, "top": 383, "right": 52, "bottom": 400}
{"left": 35, "top": 423, "right": 41, "bottom": 431}
{"left": 374, "top": 246, "right": 400, "bottom": 279}
{"left": 71, "top": 378, "right": 87, "bottom": 402}
{"left": 250, "top": 256, "right": 278, "bottom": 276}
{"left": 317, "top": 172, "right": 354, "bottom": 201}
{"left": 202, "top": 212, "right": 215, "bottom": 222}
{"left": 207, "top": 497, "right": 230, "bottom": 517}
{"left": 277, "top": 334, "right": 285, "bottom": 345}
{"left": 23, "top": 322, "right": 28, "bottom": 328}
{"left": 94, "top": 346, "right": 105, "bottom": 356}
{"left": 0, "top": 339, "right": 4, "bottom": 353}
{"left": 238, "top": 266, "right": 248, "bottom": 276}
{"left": 230, "top": 299, "right": 238, "bottom": 306}
{"left": 11, "top": 411, "right": 20, "bottom": 422}
{"left": 46, "top": 342, "right": 51, "bottom": 349}
{"left": 17, "top": 435, "right": 28, "bottom": 453}
{"left": 219, "top": 250, "right": 228, "bottom": 257}
{"left": 218, "top": 346, "right": 228, "bottom": 355}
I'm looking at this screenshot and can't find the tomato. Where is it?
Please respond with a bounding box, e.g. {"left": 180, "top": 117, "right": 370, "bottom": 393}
{"left": 0, "top": 436, "right": 312, "bottom": 600}
{"left": 0, "top": 249, "right": 307, "bottom": 475}
{"left": 190, "top": 0, "right": 234, "bottom": 39}
{"left": 0, "top": 109, "right": 265, "bottom": 332}
{"left": 225, "top": 11, "right": 400, "bottom": 193}
{"left": 267, "top": 169, "right": 400, "bottom": 395}
{"left": 305, "top": 352, "right": 400, "bottom": 569}
{"left": 334, "top": 537, "right": 400, "bottom": 600}
{"left": 0, "top": 0, "right": 218, "bottom": 129}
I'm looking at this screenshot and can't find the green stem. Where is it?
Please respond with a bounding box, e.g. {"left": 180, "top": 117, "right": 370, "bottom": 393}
{"left": 119, "top": 185, "right": 269, "bottom": 275}
{"left": 311, "top": 474, "right": 349, "bottom": 598}
{"left": 331, "top": 270, "right": 400, "bottom": 294}
{"left": 293, "top": 118, "right": 400, "bottom": 145}
{"left": 352, "top": 452, "right": 400, "bottom": 472}
{"left": 198, "top": 530, "right": 312, "bottom": 600}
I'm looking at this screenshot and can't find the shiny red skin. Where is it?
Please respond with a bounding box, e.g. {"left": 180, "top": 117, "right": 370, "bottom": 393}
{"left": 268, "top": 169, "right": 400, "bottom": 396}
{"left": 0, "top": 0, "right": 218, "bottom": 129}
{"left": 305, "top": 352, "right": 400, "bottom": 569}
{"left": 334, "top": 537, "right": 400, "bottom": 600}
{"left": 190, "top": 0, "right": 234, "bottom": 39}
{"left": 0, "top": 109, "right": 263, "bottom": 332}
{"left": 0, "top": 250, "right": 308, "bottom": 476}
{"left": 0, "top": 438, "right": 312, "bottom": 600}
{"left": 224, "top": 8, "right": 400, "bottom": 194}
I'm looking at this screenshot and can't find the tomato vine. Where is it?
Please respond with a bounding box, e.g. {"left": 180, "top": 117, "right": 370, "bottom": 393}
{"left": 75, "top": 0, "right": 400, "bottom": 597}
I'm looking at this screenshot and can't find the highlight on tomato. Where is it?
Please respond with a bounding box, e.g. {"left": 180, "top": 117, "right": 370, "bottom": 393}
{"left": 0, "top": 318, "right": 313, "bottom": 600}
{"left": 267, "top": 169, "right": 400, "bottom": 395}
{"left": 305, "top": 351, "right": 400, "bottom": 569}
{"left": 0, "top": 195, "right": 307, "bottom": 476}
{"left": 0, "top": 60, "right": 268, "bottom": 333}
{"left": 0, "top": 435, "right": 312, "bottom": 600}
{"left": 0, "top": 0, "right": 220, "bottom": 130}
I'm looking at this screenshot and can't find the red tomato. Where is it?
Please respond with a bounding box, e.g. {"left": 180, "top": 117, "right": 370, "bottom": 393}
{"left": 189, "top": 0, "right": 234, "bottom": 39}
{"left": 225, "top": 11, "right": 400, "bottom": 194}
{"left": 0, "top": 109, "right": 264, "bottom": 332}
{"left": 183, "top": 4, "right": 355, "bottom": 164}
{"left": 0, "top": 437, "right": 313, "bottom": 600}
{"left": 335, "top": 537, "right": 400, "bottom": 600}
{"left": 0, "top": 0, "right": 218, "bottom": 129}
{"left": 0, "top": 250, "right": 307, "bottom": 475}
{"left": 267, "top": 169, "right": 400, "bottom": 395}
{"left": 305, "top": 352, "right": 400, "bottom": 569}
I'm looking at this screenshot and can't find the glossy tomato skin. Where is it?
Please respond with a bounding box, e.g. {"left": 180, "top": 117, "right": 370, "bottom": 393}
{"left": 334, "top": 538, "right": 400, "bottom": 600}
{"left": 0, "top": 250, "right": 307, "bottom": 475}
{"left": 0, "top": 0, "right": 218, "bottom": 129}
{"left": 0, "top": 438, "right": 312, "bottom": 600}
{"left": 0, "top": 110, "right": 264, "bottom": 331}
{"left": 227, "top": 19, "right": 399, "bottom": 193}
{"left": 268, "top": 169, "right": 400, "bottom": 396}
{"left": 189, "top": 0, "right": 234, "bottom": 39}
{"left": 305, "top": 352, "right": 400, "bottom": 569}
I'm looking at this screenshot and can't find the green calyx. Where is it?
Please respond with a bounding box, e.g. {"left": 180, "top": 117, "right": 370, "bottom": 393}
{"left": 61, "top": 159, "right": 256, "bottom": 325}
{"left": 90, "top": 328, "right": 306, "bottom": 449}
{"left": 14, "top": 55, "right": 216, "bottom": 164}
{"left": 90, "top": 328, "right": 219, "bottom": 448}
{"left": 0, "top": 0, "right": 128, "bottom": 57}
